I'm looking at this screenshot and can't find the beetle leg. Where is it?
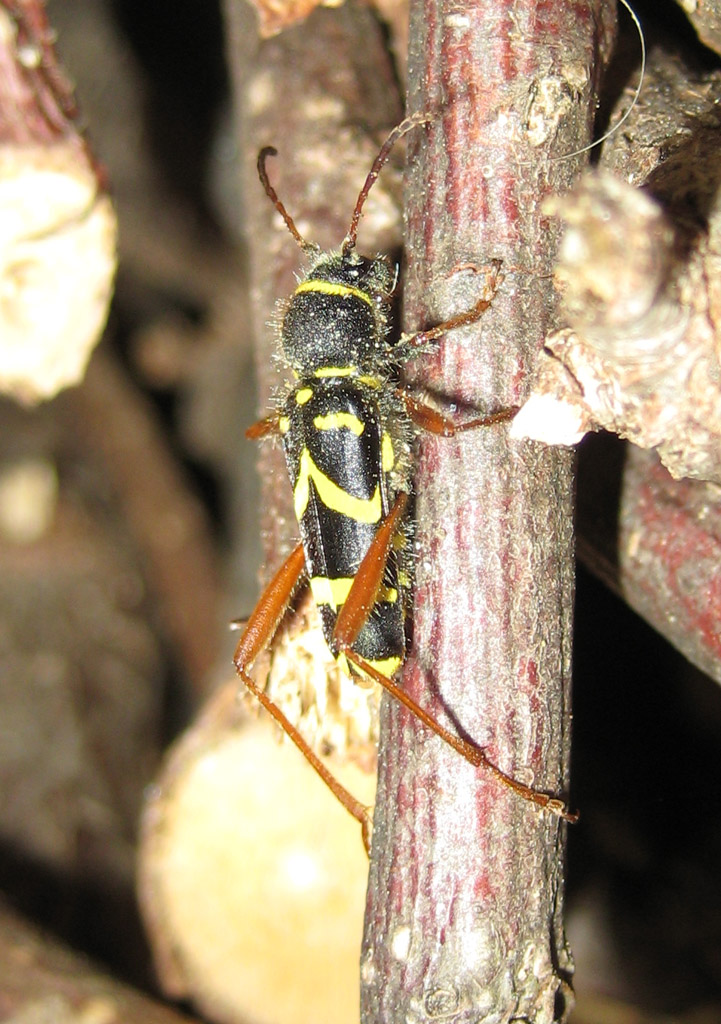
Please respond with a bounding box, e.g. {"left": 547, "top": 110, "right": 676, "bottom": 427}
{"left": 341, "top": 648, "right": 576, "bottom": 822}
{"left": 331, "top": 492, "right": 408, "bottom": 653}
{"left": 332, "top": 495, "right": 578, "bottom": 823}
{"left": 245, "top": 415, "right": 281, "bottom": 440}
{"left": 396, "top": 387, "right": 517, "bottom": 435}
{"left": 234, "top": 543, "right": 374, "bottom": 851}
{"left": 396, "top": 259, "right": 503, "bottom": 358}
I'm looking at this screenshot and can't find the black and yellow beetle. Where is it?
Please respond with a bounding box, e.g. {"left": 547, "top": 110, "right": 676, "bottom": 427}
{"left": 233, "top": 116, "right": 576, "bottom": 847}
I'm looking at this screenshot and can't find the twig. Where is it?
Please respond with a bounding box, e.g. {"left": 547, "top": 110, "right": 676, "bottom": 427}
{"left": 577, "top": 437, "right": 721, "bottom": 687}
{"left": 514, "top": 172, "right": 721, "bottom": 484}
{"left": 361, "top": 1, "right": 614, "bottom": 1020}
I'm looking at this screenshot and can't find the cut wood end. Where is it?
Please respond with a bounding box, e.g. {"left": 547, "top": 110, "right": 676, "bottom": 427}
{"left": 260, "top": 594, "right": 381, "bottom": 772}
{"left": 511, "top": 392, "right": 589, "bottom": 447}
{"left": 0, "top": 145, "right": 117, "bottom": 404}
{"left": 139, "top": 682, "right": 375, "bottom": 1024}
{"left": 249, "top": 0, "right": 344, "bottom": 38}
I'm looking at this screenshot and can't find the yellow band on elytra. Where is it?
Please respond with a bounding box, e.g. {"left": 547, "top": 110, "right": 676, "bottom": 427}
{"left": 293, "top": 448, "right": 381, "bottom": 523}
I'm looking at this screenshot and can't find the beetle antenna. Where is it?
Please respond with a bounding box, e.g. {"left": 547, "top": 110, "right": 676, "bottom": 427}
{"left": 342, "top": 113, "right": 430, "bottom": 256}
{"left": 548, "top": 0, "right": 645, "bottom": 163}
{"left": 257, "top": 146, "right": 319, "bottom": 254}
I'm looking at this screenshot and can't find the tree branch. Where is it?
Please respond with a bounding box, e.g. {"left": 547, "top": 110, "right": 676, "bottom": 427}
{"left": 577, "top": 436, "right": 721, "bottom": 688}
{"left": 362, "top": 2, "right": 614, "bottom": 1020}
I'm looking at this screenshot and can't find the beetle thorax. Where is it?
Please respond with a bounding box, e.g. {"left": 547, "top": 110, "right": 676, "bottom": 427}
{"left": 281, "top": 252, "right": 393, "bottom": 376}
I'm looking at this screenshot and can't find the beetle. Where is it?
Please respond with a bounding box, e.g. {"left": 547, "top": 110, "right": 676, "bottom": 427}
{"left": 233, "top": 115, "right": 576, "bottom": 848}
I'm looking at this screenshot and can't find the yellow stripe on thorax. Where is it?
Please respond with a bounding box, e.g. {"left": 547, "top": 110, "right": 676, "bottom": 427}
{"left": 313, "top": 366, "right": 357, "bottom": 378}
{"left": 312, "top": 368, "right": 384, "bottom": 382}
{"left": 294, "top": 448, "right": 381, "bottom": 522}
{"left": 295, "top": 279, "right": 374, "bottom": 308}
{"left": 313, "top": 412, "right": 365, "bottom": 435}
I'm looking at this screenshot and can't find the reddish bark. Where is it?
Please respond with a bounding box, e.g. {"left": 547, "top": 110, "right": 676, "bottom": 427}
{"left": 578, "top": 439, "right": 721, "bottom": 687}
{"left": 361, "top": 2, "right": 614, "bottom": 1021}
{"left": 0, "top": 0, "right": 91, "bottom": 154}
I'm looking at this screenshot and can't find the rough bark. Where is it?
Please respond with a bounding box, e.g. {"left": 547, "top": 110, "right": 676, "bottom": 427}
{"left": 529, "top": 40, "right": 721, "bottom": 679}
{"left": 361, "top": 2, "right": 613, "bottom": 1022}
{"left": 515, "top": 46, "right": 721, "bottom": 480}
{"left": 674, "top": 0, "right": 721, "bottom": 54}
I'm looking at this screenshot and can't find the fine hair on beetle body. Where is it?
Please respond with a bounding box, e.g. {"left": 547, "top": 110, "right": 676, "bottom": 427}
{"left": 234, "top": 114, "right": 577, "bottom": 848}
{"left": 280, "top": 243, "right": 417, "bottom": 573}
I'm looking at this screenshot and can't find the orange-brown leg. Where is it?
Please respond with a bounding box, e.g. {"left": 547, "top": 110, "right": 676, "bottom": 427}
{"left": 245, "top": 415, "right": 280, "bottom": 440}
{"left": 233, "top": 544, "right": 374, "bottom": 851}
{"left": 332, "top": 492, "right": 409, "bottom": 649}
{"left": 398, "top": 259, "right": 503, "bottom": 356}
{"left": 397, "top": 388, "right": 517, "bottom": 436}
{"left": 332, "top": 495, "right": 578, "bottom": 823}
{"left": 395, "top": 262, "right": 517, "bottom": 433}
{"left": 342, "top": 649, "right": 576, "bottom": 822}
